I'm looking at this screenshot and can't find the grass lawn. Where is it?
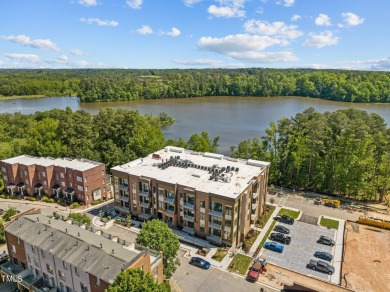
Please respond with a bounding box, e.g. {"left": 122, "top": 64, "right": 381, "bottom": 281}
{"left": 278, "top": 208, "right": 300, "bottom": 219}
{"left": 0, "top": 95, "right": 45, "bottom": 101}
{"left": 211, "top": 247, "right": 229, "bottom": 262}
{"left": 228, "top": 254, "right": 253, "bottom": 275}
{"left": 258, "top": 220, "right": 277, "bottom": 249}
{"left": 320, "top": 217, "right": 339, "bottom": 229}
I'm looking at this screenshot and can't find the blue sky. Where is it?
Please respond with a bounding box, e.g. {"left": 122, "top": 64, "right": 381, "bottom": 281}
{"left": 0, "top": 0, "right": 389, "bottom": 70}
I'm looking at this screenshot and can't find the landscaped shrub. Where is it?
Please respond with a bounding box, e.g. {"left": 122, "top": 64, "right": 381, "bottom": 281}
{"left": 91, "top": 199, "right": 103, "bottom": 205}
{"left": 27, "top": 197, "right": 37, "bottom": 201}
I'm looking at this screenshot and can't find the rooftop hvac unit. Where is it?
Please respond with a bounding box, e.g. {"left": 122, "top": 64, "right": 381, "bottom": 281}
{"left": 209, "top": 176, "right": 213, "bottom": 180}
{"left": 221, "top": 167, "right": 226, "bottom": 172}
{"left": 176, "top": 156, "right": 180, "bottom": 159}
{"left": 231, "top": 167, "right": 235, "bottom": 171}
{"left": 227, "top": 166, "right": 231, "bottom": 171}
{"left": 235, "top": 167, "right": 239, "bottom": 172}
{"left": 207, "top": 167, "right": 211, "bottom": 171}
{"left": 170, "top": 156, "right": 174, "bottom": 160}
{"left": 214, "top": 176, "right": 218, "bottom": 181}
{"left": 158, "top": 164, "right": 162, "bottom": 168}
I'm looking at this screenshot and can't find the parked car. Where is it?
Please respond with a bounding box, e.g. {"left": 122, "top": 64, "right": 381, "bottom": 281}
{"left": 275, "top": 215, "right": 294, "bottom": 225}
{"left": 264, "top": 241, "right": 284, "bottom": 253}
{"left": 314, "top": 251, "right": 333, "bottom": 261}
{"left": 0, "top": 208, "right": 4, "bottom": 215}
{"left": 318, "top": 235, "right": 335, "bottom": 246}
{"left": 274, "top": 225, "right": 290, "bottom": 234}
{"left": 0, "top": 252, "right": 8, "bottom": 265}
{"left": 247, "top": 259, "right": 267, "bottom": 282}
{"left": 270, "top": 232, "right": 291, "bottom": 244}
{"left": 190, "top": 257, "right": 211, "bottom": 269}
{"left": 308, "top": 259, "right": 335, "bottom": 275}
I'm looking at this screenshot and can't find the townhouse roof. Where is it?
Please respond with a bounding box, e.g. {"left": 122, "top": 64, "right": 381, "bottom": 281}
{"left": 111, "top": 146, "right": 270, "bottom": 200}
{"left": 5, "top": 214, "right": 139, "bottom": 284}
{"left": 1, "top": 155, "right": 103, "bottom": 172}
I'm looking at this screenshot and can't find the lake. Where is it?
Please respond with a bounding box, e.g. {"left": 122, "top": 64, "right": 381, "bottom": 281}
{"left": 1, "top": 96, "right": 390, "bottom": 154}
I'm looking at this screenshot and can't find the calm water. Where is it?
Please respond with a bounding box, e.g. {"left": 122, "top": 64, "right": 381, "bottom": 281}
{"left": 1, "top": 96, "right": 390, "bottom": 154}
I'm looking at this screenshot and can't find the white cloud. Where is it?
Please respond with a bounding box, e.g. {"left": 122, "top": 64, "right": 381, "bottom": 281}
{"left": 197, "top": 34, "right": 298, "bottom": 63}
{"left": 244, "top": 20, "right": 303, "bottom": 39}
{"left": 298, "top": 58, "right": 390, "bottom": 71}
{"left": 78, "top": 0, "right": 97, "bottom": 6}
{"left": 0, "top": 60, "right": 4, "bottom": 65}
{"left": 0, "top": 34, "right": 60, "bottom": 51}
{"left": 70, "top": 49, "right": 86, "bottom": 56}
{"left": 255, "top": 7, "right": 264, "bottom": 14}
{"left": 126, "top": 0, "right": 143, "bottom": 9}
{"left": 136, "top": 25, "right": 153, "bottom": 35}
{"left": 291, "top": 14, "right": 301, "bottom": 21}
{"left": 163, "top": 27, "right": 181, "bottom": 37}
{"left": 341, "top": 12, "right": 365, "bottom": 27}
{"left": 57, "top": 55, "right": 69, "bottom": 62}
{"left": 208, "top": 5, "right": 245, "bottom": 18}
{"left": 303, "top": 31, "right": 339, "bottom": 48}
{"left": 315, "top": 14, "right": 332, "bottom": 26}
{"left": 183, "top": 0, "right": 203, "bottom": 6}
{"left": 80, "top": 17, "right": 119, "bottom": 27}
{"left": 4, "top": 53, "right": 41, "bottom": 63}
{"left": 284, "top": 0, "right": 295, "bottom": 7}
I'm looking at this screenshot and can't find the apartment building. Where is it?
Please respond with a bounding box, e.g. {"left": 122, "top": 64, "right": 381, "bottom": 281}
{"left": 1, "top": 211, "right": 163, "bottom": 292}
{"left": 0, "top": 155, "right": 112, "bottom": 206}
{"left": 111, "top": 146, "right": 270, "bottom": 246}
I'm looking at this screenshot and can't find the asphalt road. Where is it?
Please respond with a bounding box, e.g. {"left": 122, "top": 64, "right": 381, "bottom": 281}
{"left": 172, "top": 250, "right": 280, "bottom": 292}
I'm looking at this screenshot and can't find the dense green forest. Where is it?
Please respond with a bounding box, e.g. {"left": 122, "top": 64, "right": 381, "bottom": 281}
{"left": 231, "top": 108, "right": 390, "bottom": 202}
{"left": 0, "top": 69, "right": 389, "bottom": 103}
{"left": 0, "top": 107, "right": 389, "bottom": 201}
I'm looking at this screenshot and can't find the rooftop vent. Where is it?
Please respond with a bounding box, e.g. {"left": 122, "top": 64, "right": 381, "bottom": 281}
{"left": 78, "top": 232, "right": 80, "bottom": 237}
{"left": 100, "top": 243, "right": 103, "bottom": 249}
{"left": 48, "top": 220, "right": 51, "bottom": 224}
{"left": 112, "top": 249, "right": 115, "bottom": 254}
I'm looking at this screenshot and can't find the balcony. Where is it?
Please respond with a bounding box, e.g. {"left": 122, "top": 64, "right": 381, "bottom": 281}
{"left": 251, "top": 213, "right": 257, "bottom": 221}
{"left": 0, "top": 261, "right": 29, "bottom": 277}
{"left": 183, "top": 214, "right": 194, "bottom": 222}
{"left": 252, "top": 202, "right": 258, "bottom": 210}
{"left": 118, "top": 184, "right": 129, "bottom": 191}
{"left": 115, "top": 205, "right": 130, "bottom": 213}
{"left": 206, "top": 234, "right": 222, "bottom": 244}
{"left": 183, "top": 202, "right": 195, "bottom": 210}
{"left": 164, "top": 209, "right": 175, "bottom": 216}
{"left": 32, "top": 279, "right": 57, "bottom": 292}
{"left": 140, "top": 201, "right": 150, "bottom": 208}
{"left": 225, "top": 214, "right": 232, "bottom": 220}
{"left": 119, "top": 196, "right": 129, "bottom": 202}
{"left": 209, "top": 222, "right": 222, "bottom": 230}
{"left": 253, "top": 192, "right": 259, "bottom": 199}
{"left": 200, "top": 207, "right": 205, "bottom": 213}
{"left": 164, "top": 197, "right": 175, "bottom": 205}
{"left": 20, "top": 274, "right": 42, "bottom": 289}
{"left": 208, "top": 209, "right": 223, "bottom": 218}
{"left": 139, "top": 190, "right": 150, "bottom": 197}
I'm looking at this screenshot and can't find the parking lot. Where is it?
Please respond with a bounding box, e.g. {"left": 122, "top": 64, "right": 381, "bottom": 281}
{"left": 261, "top": 221, "right": 337, "bottom": 281}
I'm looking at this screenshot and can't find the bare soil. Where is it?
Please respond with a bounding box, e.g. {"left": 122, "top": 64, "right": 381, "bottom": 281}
{"left": 342, "top": 221, "right": 390, "bottom": 292}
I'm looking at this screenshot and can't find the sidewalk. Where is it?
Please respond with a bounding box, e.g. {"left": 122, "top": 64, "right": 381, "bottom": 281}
{"left": 245, "top": 205, "right": 281, "bottom": 257}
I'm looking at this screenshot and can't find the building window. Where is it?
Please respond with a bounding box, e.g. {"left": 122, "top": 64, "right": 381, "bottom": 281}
{"left": 78, "top": 185, "right": 84, "bottom": 192}
{"left": 60, "top": 173, "right": 64, "bottom": 178}
{"left": 25, "top": 179, "right": 29, "bottom": 185}
{"left": 80, "top": 283, "right": 88, "bottom": 292}
{"left": 11, "top": 245, "right": 16, "bottom": 253}
{"left": 200, "top": 212, "right": 205, "bottom": 220}
{"left": 140, "top": 265, "right": 144, "bottom": 271}
{"left": 24, "top": 171, "right": 27, "bottom": 176}
{"left": 27, "top": 255, "right": 31, "bottom": 262}
{"left": 34, "top": 258, "right": 39, "bottom": 267}
{"left": 77, "top": 176, "right": 82, "bottom": 182}
{"left": 46, "top": 263, "right": 53, "bottom": 274}
{"left": 3, "top": 175, "right": 7, "bottom": 181}
{"left": 75, "top": 267, "right": 79, "bottom": 276}
{"left": 56, "top": 174, "right": 58, "bottom": 180}
{"left": 225, "top": 206, "right": 232, "bottom": 215}
{"left": 43, "top": 272, "right": 48, "bottom": 280}
{"left": 200, "top": 200, "right": 205, "bottom": 208}
{"left": 13, "top": 257, "right": 18, "bottom": 265}
{"left": 224, "top": 230, "right": 231, "bottom": 240}
{"left": 154, "top": 267, "right": 158, "bottom": 276}
{"left": 58, "top": 270, "right": 65, "bottom": 279}
{"left": 32, "top": 246, "right": 35, "bottom": 253}
{"left": 43, "top": 181, "right": 47, "bottom": 186}
{"left": 1, "top": 167, "right": 5, "bottom": 172}
{"left": 132, "top": 183, "right": 137, "bottom": 194}
{"left": 87, "top": 195, "right": 89, "bottom": 201}
{"left": 102, "top": 170, "right": 105, "bottom": 176}
{"left": 61, "top": 182, "right": 65, "bottom": 187}
{"left": 42, "top": 172, "right": 46, "bottom": 177}
{"left": 63, "top": 261, "right": 67, "bottom": 269}
{"left": 84, "top": 177, "right": 88, "bottom": 183}
{"left": 41, "top": 249, "right": 45, "bottom": 258}
{"left": 96, "top": 277, "right": 100, "bottom": 286}
{"left": 70, "top": 183, "right": 72, "bottom": 187}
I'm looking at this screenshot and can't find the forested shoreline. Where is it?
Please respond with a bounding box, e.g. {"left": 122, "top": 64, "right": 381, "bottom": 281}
{"left": 0, "top": 107, "right": 388, "bottom": 202}
{"left": 0, "top": 68, "right": 389, "bottom": 103}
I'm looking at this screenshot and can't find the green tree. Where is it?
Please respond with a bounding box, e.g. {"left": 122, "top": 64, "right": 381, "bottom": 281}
{"left": 2, "top": 207, "right": 18, "bottom": 222}
{"left": 135, "top": 219, "right": 180, "bottom": 279}
{"left": 68, "top": 213, "right": 91, "bottom": 226}
{"left": 107, "top": 268, "right": 170, "bottom": 292}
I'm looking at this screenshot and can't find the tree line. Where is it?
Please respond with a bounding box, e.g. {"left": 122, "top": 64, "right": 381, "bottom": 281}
{"left": 231, "top": 108, "right": 390, "bottom": 202}
{"left": 0, "top": 69, "right": 389, "bottom": 103}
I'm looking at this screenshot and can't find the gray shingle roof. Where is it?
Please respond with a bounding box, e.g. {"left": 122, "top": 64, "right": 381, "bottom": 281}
{"left": 5, "top": 214, "right": 140, "bottom": 283}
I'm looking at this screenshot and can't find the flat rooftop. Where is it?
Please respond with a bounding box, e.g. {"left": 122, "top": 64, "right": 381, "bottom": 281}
{"left": 5, "top": 214, "right": 139, "bottom": 283}
{"left": 111, "top": 146, "right": 270, "bottom": 199}
{"left": 1, "top": 155, "right": 103, "bottom": 172}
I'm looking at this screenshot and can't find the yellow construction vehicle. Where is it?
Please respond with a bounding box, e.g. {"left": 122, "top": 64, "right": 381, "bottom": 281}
{"left": 320, "top": 198, "right": 340, "bottom": 208}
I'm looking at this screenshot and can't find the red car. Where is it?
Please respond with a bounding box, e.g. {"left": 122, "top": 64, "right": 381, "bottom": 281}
{"left": 247, "top": 259, "right": 267, "bottom": 282}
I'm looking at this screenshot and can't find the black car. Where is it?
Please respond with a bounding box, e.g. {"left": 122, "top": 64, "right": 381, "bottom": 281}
{"left": 190, "top": 257, "right": 211, "bottom": 269}
{"left": 275, "top": 215, "right": 294, "bottom": 225}
{"left": 270, "top": 232, "right": 291, "bottom": 244}
{"left": 308, "top": 260, "right": 335, "bottom": 275}
{"left": 314, "top": 251, "right": 333, "bottom": 261}
{"left": 274, "top": 225, "right": 290, "bottom": 234}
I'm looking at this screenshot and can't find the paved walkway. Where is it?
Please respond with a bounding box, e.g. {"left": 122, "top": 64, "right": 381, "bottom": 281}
{"left": 245, "top": 205, "right": 281, "bottom": 257}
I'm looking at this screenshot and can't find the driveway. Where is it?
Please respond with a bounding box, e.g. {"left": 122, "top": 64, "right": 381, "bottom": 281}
{"left": 261, "top": 221, "right": 337, "bottom": 281}
{"left": 172, "top": 251, "right": 279, "bottom": 292}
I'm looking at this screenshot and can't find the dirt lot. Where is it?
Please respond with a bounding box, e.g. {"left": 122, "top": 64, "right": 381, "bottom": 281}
{"left": 342, "top": 221, "right": 390, "bottom": 292}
